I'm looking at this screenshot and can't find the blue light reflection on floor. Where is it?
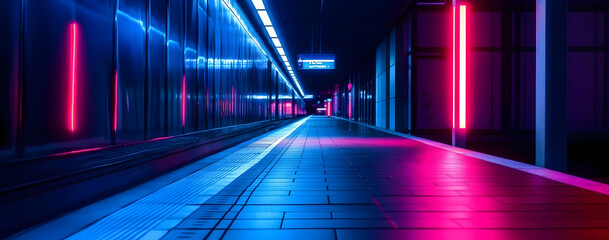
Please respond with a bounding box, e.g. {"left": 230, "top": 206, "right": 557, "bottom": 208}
{"left": 66, "top": 117, "right": 309, "bottom": 240}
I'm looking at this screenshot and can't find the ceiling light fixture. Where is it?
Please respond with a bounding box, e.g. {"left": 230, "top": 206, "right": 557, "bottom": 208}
{"left": 257, "top": 10, "right": 272, "bottom": 26}
{"left": 252, "top": 0, "right": 265, "bottom": 9}
{"left": 251, "top": 0, "right": 304, "bottom": 96}
{"left": 266, "top": 26, "right": 277, "bottom": 37}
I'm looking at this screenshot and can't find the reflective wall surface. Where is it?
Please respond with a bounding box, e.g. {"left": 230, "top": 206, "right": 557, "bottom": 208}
{"left": 0, "top": 0, "right": 305, "bottom": 160}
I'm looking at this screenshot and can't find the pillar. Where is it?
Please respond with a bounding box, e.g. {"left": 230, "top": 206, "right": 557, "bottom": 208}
{"left": 535, "top": 0, "right": 567, "bottom": 171}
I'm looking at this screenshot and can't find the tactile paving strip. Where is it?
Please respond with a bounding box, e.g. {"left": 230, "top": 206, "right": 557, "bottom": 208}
{"left": 66, "top": 117, "right": 309, "bottom": 240}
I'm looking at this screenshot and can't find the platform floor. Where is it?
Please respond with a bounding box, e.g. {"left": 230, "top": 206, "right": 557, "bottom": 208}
{"left": 19, "top": 116, "right": 609, "bottom": 239}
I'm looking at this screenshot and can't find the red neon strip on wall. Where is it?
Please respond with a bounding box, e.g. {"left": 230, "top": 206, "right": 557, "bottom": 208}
{"left": 452, "top": 6, "right": 456, "bottom": 129}
{"left": 452, "top": 4, "right": 467, "bottom": 129}
{"left": 114, "top": 70, "right": 118, "bottom": 132}
{"left": 69, "top": 23, "right": 78, "bottom": 132}
{"left": 327, "top": 102, "right": 331, "bottom": 117}
{"left": 459, "top": 5, "right": 466, "bottom": 129}
{"left": 182, "top": 75, "right": 186, "bottom": 127}
{"left": 348, "top": 83, "right": 352, "bottom": 119}
{"left": 348, "top": 94, "right": 352, "bottom": 119}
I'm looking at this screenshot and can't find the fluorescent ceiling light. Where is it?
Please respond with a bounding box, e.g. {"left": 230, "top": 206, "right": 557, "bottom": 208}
{"left": 252, "top": 0, "right": 265, "bottom": 9}
{"left": 249, "top": 0, "right": 306, "bottom": 97}
{"left": 271, "top": 38, "right": 281, "bottom": 47}
{"left": 266, "top": 26, "right": 277, "bottom": 38}
{"left": 257, "top": 10, "right": 272, "bottom": 26}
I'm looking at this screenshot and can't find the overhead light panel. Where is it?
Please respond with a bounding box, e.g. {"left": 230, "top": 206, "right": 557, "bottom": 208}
{"left": 271, "top": 38, "right": 281, "bottom": 47}
{"left": 250, "top": 0, "right": 305, "bottom": 97}
{"left": 266, "top": 26, "right": 277, "bottom": 38}
{"left": 252, "top": 0, "right": 265, "bottom": 9}
{"left": 257, "top": 10, "right": 272, "bottom": 26}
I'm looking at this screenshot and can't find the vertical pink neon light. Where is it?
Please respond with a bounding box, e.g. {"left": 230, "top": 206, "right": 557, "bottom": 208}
{"left": 182, "top": 75, "right": 186, "bottom": 127}
{"left": 68, "top": 22, "right": 78, "bottom": 132}
{"left": 114, "top": 70, "right": 118, "bottom": 132}
{"left": 459, "top": 5, "right": 466, "bottom": 129}
{"left": 348, "top": 94, "right": 352, "bottom": 119}
{"left": 452, "top": 6, "right": 456, "bottom": 129}
{"left": 327, "top": 102, "right": 331, "bottom": 117}
{"left": 348, "top": 83, "right": 352, "bottom": 119}
{"left": 69, "top": 23, "right": 78, "bottom": 132}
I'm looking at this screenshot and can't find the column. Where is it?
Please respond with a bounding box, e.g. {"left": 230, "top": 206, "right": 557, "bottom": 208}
{"left": 535, "top": 0, "right": 567, "bottom": 171}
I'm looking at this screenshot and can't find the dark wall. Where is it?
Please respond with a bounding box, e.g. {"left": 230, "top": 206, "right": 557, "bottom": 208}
{"left": 0, "top": 1, "right": 21, "bottom": 159}
{"left": 0, "top": 0, "right": 305, "bottom": 160}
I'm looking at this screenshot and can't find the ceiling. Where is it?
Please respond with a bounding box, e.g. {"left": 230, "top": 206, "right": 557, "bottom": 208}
{"left": 238, "top": 0, "right": 609, "bottom": 95}
{"left": 262, "top": 0, "right": 414, "bottom": 94}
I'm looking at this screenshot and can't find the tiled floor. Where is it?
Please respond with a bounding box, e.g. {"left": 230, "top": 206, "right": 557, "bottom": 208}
{"left": 63, "top": 117, "right": 609, "bottom": 239}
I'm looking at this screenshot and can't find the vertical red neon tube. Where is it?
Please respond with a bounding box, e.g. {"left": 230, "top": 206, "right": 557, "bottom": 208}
{"left": 182, "top": 75, "right": 186, "bottom": 127}
{"left": 114, "top": 70, "right": 118, "bottom": 132}
{"left": 69, "top": 23, "right": 78, "bottom": 132}
{"left": 327, "top": 101, "right": 331, "bottom": 117}
{"left": 453, "top": 4, "right": 466, "bottom": 129}
{"left": 459, "top": 5, "right": 466, "bottom": 129}
{"left": 348, "top": 83, "right": 352, "bottom": 119}
{"left": 348, "top": 94, "right": 351, "bottom": 119}
{"left": 452, "top": 6, "right": 456, "bottom": 129}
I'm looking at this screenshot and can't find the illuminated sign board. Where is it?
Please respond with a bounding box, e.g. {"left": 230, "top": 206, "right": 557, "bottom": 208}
{"left": 297, "top": 54, "right": 335, "bottom": 70}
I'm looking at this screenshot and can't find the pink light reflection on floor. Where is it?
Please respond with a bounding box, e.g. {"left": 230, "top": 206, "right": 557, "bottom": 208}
{"left": 338, "top": 117, "right": 609, "bottom": 196}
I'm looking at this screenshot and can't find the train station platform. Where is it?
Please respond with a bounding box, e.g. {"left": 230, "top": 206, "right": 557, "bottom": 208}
{"left": 13, "top": 116, "right": 609, "bottom": 240}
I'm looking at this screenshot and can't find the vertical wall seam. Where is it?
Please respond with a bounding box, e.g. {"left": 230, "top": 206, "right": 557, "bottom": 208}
{"left": 604, "top": 8, "right": 608, "bottom": 131}
{"left": 195, "top": 0, "right": 200, "bottom": 131}
{"left": 164, "top": 0, "right": 169, "bottom": 136}
{"left": 111, "top": 0, "right": 117, "bottom": 144}
{"left": 491, "top": 13, "right": 495, "bottom": 130}
{"left": 16, "top": 0, "right": 26, "bottom": 157}
{"left": 144, "top": 0, "right": 150, "bottom": 140}
{"left": 182, "top": 0, "right": 186, "bottom": 133}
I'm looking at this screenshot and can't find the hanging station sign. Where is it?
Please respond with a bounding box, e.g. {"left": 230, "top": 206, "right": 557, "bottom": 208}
{"left": 297, "top": 54, "right": 335, "bottom": 70}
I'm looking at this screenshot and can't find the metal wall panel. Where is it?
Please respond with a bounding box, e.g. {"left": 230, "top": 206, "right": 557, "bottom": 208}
{"left": 167, "top": 0, "right": 184, "bottom": 134}
{"left": 0, "top": 0, "right": 21, "bottom": 158}
{"left": 207, "top": 0, "right": 217, "bottom": 129}
{"left": 23, "top": 0, "right": 114, "bottom": 156}
{"left": 147, "top": 0, "right": 167, "bottom": 138}
{"left": 220, "top": 3, "right": 229, "bottom": 127}
{"left": 197, "top": 0, "right": 208, "bottom": 130}
{"left": 212, "top": 0, "right": 221, "bottom": 128}
{"left": 184, "top": 0, "right": 197, "bottom": 132}
{"left": 22, "top": 0, "right": 72, "bottom": 150}
{"left": 116, "top": 0, "right": 146, "bottom": 141}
